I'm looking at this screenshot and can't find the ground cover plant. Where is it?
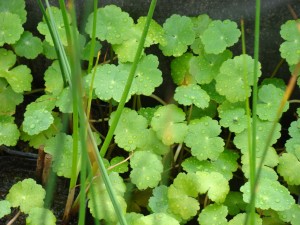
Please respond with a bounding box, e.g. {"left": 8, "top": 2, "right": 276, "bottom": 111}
{"left": 1, "top": 0, "right": 300, "bottom": 224}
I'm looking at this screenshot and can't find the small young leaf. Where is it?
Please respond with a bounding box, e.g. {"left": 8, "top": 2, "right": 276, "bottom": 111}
{"left": 151, "top": 104, "right": 188, "bottom": 145}
{"left": 201, "top": 20, "right": 241, "bottom": 54}
{"left": 279, "top": 20, "right": 300, "bottom": 65}
{"left": 159, "top": 15, "right": 195, "bottom": 57}
{"left": 218, "top": 100, "right": 247, "bottom": 133}
{"left": 241, "top": 179, "right": 294, "bottom": 211}
{"left": 257, "top": 84, "right": 289, "bottom": 121}
{"left": 215, "top": 54, "right": 261, "bottom": 102}
{"left": 184, "top": 117, "right": 224, "bottom": 161}
{"left": 0, "top": 12, "right": 24, "bottom": 46}
{"left": 110, "top": 108, "right": 149, "bottom": 151}
{"left": 196, "top": 171, "right": 229, "bottom": 203}
{"left": 85, "top": 5, "right": 134, "bottom": 44}
{"left": 138, "top": 107, "right": 159, "bottom": 125}
{"left": 81, "top": 40, "right": 102, "bottom": 61}
{"left": 197, "top": 204, "right": 228, "bottom": 225}
{"left": 201, "top": 81, "right": 226, "bottom": 104}
{"left": 174, "top": 84, "right": 210, "bottom": 108}
{"left": 6, "top": 178, "right": 45, "bottom": 214}
{"left": 44, "top": 133, "right": 80, "bottom": 178}
{"left": 191, "top": 14, "right": 212, "bottom": 37}
{"left": 130, "top": 151, "right": 163, "bottom": 190}
{"left": 0, "top": 200, "right": 11, "bottom": 218}
{"left": 170, "top": 53, "right": 196, "bottom": 85}
{"left": 277, "top": 153, "right": 300, "bottom": 185}
{"left": 134, "top": 213, "right": 180, "bottom": 225}
{"left": 26, "top": 208, "right": 56, "bottom": 225}
{"left": 13, "top": 31, "right": 42, "bottom": 59}
{"left": 168, "top": 185, "right": 200, "bottom": 220}
{"left": 189, "top": 50, "right": 232, "bottom": 84}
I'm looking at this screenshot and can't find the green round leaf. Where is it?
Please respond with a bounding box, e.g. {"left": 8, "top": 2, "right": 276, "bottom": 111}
{"left": 168, "top": 185, "right": 200, "bottom": 220}
{"left": 85, "top": 5, "right": 134, "bottom": 44}
{"left": 241, "top": 179, "right": 294, "bottom": 211}
{"left": 26, "top": 208, "right": 56, "bottom": 225}
{"left": 277, "top": 204, "right": 300, "bottom": 225}
{"left": 23, "top": 109, "right": 54, "bottom": 135}
{"left": 0, "top": 78, "right": 23, "bottom": 115}
{"left": 257, "top": 84, "right": 289, "bottom": 121}
{"left": 228, "top": 213, "right": 262, "bottom": 225}
{"left": 37, "top": 7, "right": 72, "bottom": 46}
{"left": 13, "top": 31, "right": 42, "bottom": 59}
{"left": 110, "top": 108, "right": 148, "bottom": 151}
{"left": 130, "top": 151, "right": 163, "bottom": 190}
{"left": 151, "top": 104, "right": 188, "bottom": 145}
{"left": 56, "top": 87, "right": 73, "bottom": 113}
{"left": 218, "top": 100, "right": 247, "bottom": 133}
{"left": 198, "top": 204, "right": 228, "bottom": 225}
{"left": 0, "top": 119, "right": 20, "bottom": 146}
{"left": 44, "top": 60, "right": 64, "bottom": 96}
{"left": 119, "top": 54, "right": 162, "bottom": 96}
{"left": 279, "top": 20, "right": 300, "bottom": 65}
{"left": 174, "top": 84, "right": 210, "bottom": 108}
{"left": 278, "top": 153, "right": 300, "bottom": 185}
{"left": 189, "top": 50, "right": 232, "bottom": 84}
{"left": 170, "top": 53, "right": 196, "bottom": 85}
{"left": 159, "top": 15, "right": 195, "bottom": 57}
{"left": 134, "top": 213, "right": 180, "bottom": 225}
{"left": 0, "top": 200, "right": 11, "bottom": 218}
{"left": 215, "top": 54, "right": 261, "bottom": 102}
{"left": 6, "top": 178, "right": 45, "bottom": 214}
{"left": 0, "top": 12, "right": 24, "bottom": 46}
{"left": 0, "top": 0, "right": 27, "bottom": 24}
{"left": 44, "top": 133, "right": 80, "bottom": 178}
{"left": 223, "top": 192, "right": 247, "bottom": 216}
{"left": 196, "top": 171, "right": 229, "bottom": 203}
{"left": 201, "top": 20, "right": 241, "bottom": 54}
{"left": 184, "top": 117, "right": 224, "bottom": 161}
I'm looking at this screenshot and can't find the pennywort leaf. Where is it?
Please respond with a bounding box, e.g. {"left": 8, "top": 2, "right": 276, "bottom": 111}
{"left": 174, "top": 84, "right": 210, "bottom": 109}
{"left": 0, "top": 116, "right": 20, "bottom": 146}
{"left": 130, "top": 151, "right": 163, "bottom": 190}
{"left": 197, "top": 204, "right": 228, "bottom": 225}
{"left": 0, "top": 0, "right": 27, "bottom": 24}
{"left": 6, "top": 178, "right": 45, "bottom": 214}
{"left": 0, "top": 12, "right": 24, "bottom": 46}
{"left": 159, "top": 15, "right": 195, "bottom": 57}
{"left": 279, "top": 20, "right": 300, "bottom": 65}
{"left": 228, "top": 213, "right": 262, "bottom": 225}
{"left": 151, "top": 104, "right": 188, "bottom": 145}
{"left": 0, "top": 200, "right": 11, "bottom": 218}
{"left": 201, "top": 20, "right": 241, "bottom": 54}
{"left": 215, "top": 54, "right": 261, "bottom": 103}
{"left": 85, "top": 5, "right": 134, "bottom": 44}
{"left": 13, "top": 31, "right": 43, "bottom": 59}
{"left": 26, "top": 208, "right": 56, "bottom": 225}
{"left": 134, "top": 213, "right": 180, "bottom": 225}
{"left": 184, "top": 117, "right": 224, "bottom": 161}
{"left": 241, "top": 179, "right": 294, "bottom": 211}
{"left": 277, "top": 153, "right": 300, "bottom": 185}
{"left": 196, "top": 171, "right": 229, "bottom": 203}
{"left": 110, "top": 108, "right": 148, "bottom": 151}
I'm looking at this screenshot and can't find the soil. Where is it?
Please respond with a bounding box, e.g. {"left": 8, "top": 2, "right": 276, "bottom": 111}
{"left": 0, "top": 150, "right": 78, "bottom": 225}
